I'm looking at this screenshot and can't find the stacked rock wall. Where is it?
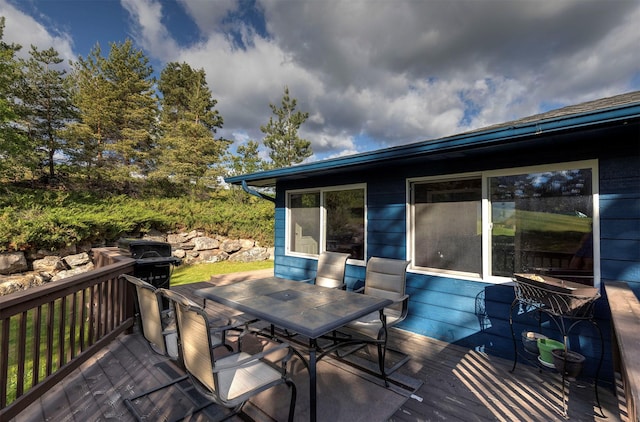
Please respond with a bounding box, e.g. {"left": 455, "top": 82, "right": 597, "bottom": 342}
{"left": 0, "top": 230, "right": 272, "bottom": 296}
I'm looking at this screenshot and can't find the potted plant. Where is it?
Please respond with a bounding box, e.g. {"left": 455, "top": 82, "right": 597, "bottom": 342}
{"left": 551, "top": 349, "right": 585, "bottom": 380}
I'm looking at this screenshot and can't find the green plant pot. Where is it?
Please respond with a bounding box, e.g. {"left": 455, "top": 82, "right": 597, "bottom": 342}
{"left": 537, "top": 338, "right": 564, "bottom": 364}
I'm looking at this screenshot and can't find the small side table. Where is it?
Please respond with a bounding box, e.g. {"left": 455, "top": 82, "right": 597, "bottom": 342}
{"left": 509, "top": 273, "right": 602, "bottom": 417}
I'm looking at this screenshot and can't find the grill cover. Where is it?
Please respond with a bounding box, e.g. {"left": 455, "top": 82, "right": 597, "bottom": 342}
{"left": 118, "top": 238, "right": 172, "bottom": 259}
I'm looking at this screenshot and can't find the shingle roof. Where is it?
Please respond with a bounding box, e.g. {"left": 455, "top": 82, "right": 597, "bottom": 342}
{"left": 476, "top": 90, "right": 640, "bottom": 133}
{"left": 226, "top": 90, "right": 640, "bottom": 187}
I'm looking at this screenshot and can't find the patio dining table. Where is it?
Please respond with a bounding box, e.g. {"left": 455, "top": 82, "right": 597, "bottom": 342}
{"left": 194, "top": 277, "right": 392, "bottom": 422}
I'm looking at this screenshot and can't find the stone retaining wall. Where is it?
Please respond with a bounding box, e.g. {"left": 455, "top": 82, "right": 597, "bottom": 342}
{"left": 0, "top": 229, "right": 272, "bottom": 296}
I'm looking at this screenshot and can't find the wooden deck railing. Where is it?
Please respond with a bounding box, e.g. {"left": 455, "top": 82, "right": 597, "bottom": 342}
{"left": 605, "top": 280, "right": 640, "bottom": 422}
{"left": 0, "top": 248, "right": 136, "bottom": 420}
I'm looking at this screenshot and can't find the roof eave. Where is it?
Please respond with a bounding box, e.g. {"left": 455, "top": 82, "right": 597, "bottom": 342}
{"left": 225, "top": 99, "right": 640, "bottom": 188}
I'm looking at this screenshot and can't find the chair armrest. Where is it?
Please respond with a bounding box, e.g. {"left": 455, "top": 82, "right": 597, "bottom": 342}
{"left": 389, "top": 294, "right": 409, "bottom": 305}
{"left": 212, "top": 342, "right": 291, "bottom": 372}
{"left": 352, "top": 279, "right": 365, "bottom": 292}
{"left": 208, "top": 318, "right": 243, "bottom": 333}
{"left": 385, "top": 294, "right": 410, "bottom": 321}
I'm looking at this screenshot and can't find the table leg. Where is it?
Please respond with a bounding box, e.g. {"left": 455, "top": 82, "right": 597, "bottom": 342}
{"left": 309, "top": 338, "right": 318, "bottom": 422}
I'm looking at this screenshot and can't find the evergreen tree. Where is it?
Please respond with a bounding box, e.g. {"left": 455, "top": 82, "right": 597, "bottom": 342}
{"left": 64, "top": 40, "right": 157, "bottom": 190}
{"left": 156, "top": 62, "right": 229, "bottom": 195}
{"left": 103, "top": 40, "right": 157, "bottom": 178}
{"left": 260, "top": 86, "right": 311, "bottom": 168}
{"left": 64, "top": 43, "right": 115, "bottom": 183}
{"left": 19, "top": 46, "right": 75, "bottom": 182}
{"left": 226, "top": 140, "right": 267, "bottom": 203}
{"left": 0, "top": 17, "right": 28, "bottom": 181}
{"left": 228, "top": 140, "right": 264, "bottom": 176}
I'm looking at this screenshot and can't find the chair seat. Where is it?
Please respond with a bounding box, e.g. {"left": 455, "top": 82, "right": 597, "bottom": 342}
{"left": 216, "top": 352, "right": 283, "bottom": 401}
{"left": 344, "top": 309, "right": 402, "bottom": 339}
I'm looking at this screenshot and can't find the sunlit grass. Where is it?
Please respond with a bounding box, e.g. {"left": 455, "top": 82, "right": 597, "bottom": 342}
{"left": 5, "top": 263, "right": 273, "bottom": 404}
{"left": 6, "top": 294, "right": 88, "bottom": 405}
{"left": 170, "top": 260, "right": 274, "bottom": 286}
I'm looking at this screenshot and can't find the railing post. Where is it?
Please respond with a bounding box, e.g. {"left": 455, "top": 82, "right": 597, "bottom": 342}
{"left": 1, "top": 248, "right": 136, "bottom": 420}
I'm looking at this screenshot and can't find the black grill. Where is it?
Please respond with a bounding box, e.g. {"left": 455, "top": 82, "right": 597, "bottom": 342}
{"left": 118, "top": 238, "right": 173, "bottom": 259}
{"left": 119, "top": 239, "right": 181, "bottom": 308}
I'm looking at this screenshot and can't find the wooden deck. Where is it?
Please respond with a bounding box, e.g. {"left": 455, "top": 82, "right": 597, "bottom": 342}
{"left": 11, "top": 270, "right": 627, "bottom": 422}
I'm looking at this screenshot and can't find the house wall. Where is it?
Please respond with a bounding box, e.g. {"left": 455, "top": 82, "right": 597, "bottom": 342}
{"left": 272, "top": 125, "right": 640, "bottom": 385}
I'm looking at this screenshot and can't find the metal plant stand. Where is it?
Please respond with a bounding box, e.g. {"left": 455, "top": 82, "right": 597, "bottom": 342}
{"left": 508, "top": 273, "right": 603, "bottom": 417}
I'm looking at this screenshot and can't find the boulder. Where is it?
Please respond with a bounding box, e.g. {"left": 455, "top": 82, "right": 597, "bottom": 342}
{"left": 167, "top": 233, "right": 187, "bottom": 246}
{"left": 63, "top": 252, "right": 91, "bottom": 268}
{"left": 220, "top": 239, "right": 242, "bottom": 253}
{"left": 0, "top": 273, "right": 48, "bottom": 295}
{"left": 185, "top": 230, "right": 204, "bottom": 240}
{"left": 229, "top": 247, "right": 270, "bottom": 263}
{"left": 0, "top": 252, "right": 28, "bottom": 275}
{"left": 240, "top": 239, "right": 255, "bottom": 249}
{"left": 51, "top": 263, "right": 95, "bottom": 281}
{"left": 192, "top": 236, "right": 220, "bottom": 251}
{"left": 198, "top": 250, "right": 229, "bottom": 263}
{"left": 33, "top": 256, "right": 64, "bottom": 273}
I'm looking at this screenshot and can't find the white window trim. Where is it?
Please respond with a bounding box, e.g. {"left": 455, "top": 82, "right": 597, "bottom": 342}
{"left": 406, "top": 160, "right": 600, "bottom": 287}
{"left": 285, "top": 183, "right": 367, "bottom": 265}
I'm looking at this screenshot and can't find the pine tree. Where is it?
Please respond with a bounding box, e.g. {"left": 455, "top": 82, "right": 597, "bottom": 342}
{"left": 228, "top": 140, "right": 264, "bottom": 176}
{"left": 19, "top": 46, "right": 75, "bottom": 182}
{"left": 260, "top": 86, "right": 311, "bottom": 168}
{"left": 64, "top": 43, "right": 116, "bottom": 183}
{"left": 156, "top": 62, "right": 229, "bottom": 195}
{"left": 0, "top": 17, "right": 28, "bottom": 181}
{"left": 64, "top": 40, "right": 157, "bottom": 190}
{"left": 103, "top": 40, "right": 157, "bottom": 180}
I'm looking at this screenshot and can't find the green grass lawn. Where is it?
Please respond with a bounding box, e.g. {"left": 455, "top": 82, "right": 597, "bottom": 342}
{"left": 170, "top": 260, "right": 274, "bottom": 286}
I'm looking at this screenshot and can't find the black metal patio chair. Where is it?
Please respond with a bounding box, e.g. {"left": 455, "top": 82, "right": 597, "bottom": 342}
{"left": 335, "top": 257, "right": 411, "bottom": 384}
{"left": 121, "top": 274, "right": 238, "bottom": 421}
{"left": 161, "top": 287, "right": 297, "bottom": 422}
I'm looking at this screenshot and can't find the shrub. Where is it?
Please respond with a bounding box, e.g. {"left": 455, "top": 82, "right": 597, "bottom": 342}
{"left": 0, "top": 188, "right": 274, "bottom": 252}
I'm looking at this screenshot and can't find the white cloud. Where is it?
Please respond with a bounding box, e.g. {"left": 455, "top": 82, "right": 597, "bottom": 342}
{"left": 121, "top": 0, "right": 180, "bottom": 61}
{"left": 3, "top": 0, "right": 639, "bottom": 162}
{"left": 177, "top": 0, "right": 237, "bottom": 35}
{"left": 0, "top": 0, "right": 75, "bottom": 63}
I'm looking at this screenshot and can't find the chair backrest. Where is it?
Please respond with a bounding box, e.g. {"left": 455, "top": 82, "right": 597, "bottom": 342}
{"left": 160, "top": 289, "right": 218, "bottom": 395}
{"left": 364, "top": 257, "right": 410, "bottom": 313}
{"left": 122, "top": 274, "right": 168, "bottom": 356}
{"left": 315, "top": 251, "right": 350, "bottom": 289}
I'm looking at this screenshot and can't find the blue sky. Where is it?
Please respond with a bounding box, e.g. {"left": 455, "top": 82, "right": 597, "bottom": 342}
{"left": 1, "top": 0, "right": 639, "bottom": 162}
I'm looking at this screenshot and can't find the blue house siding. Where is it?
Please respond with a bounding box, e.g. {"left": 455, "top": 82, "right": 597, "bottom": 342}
{"left": 599, "top": 156, "right": 640, "bottom": 297}
{"left": 233, "top": 93, "right": 640, "bottom": 386}
{"left": 271, "top": 156, "right": 630, "bottom": 383}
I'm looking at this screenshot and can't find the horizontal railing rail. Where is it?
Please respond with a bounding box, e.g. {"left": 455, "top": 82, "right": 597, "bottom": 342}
{"left": 0, "top": 248, "right": 136, "bottom": 420}
{"left": 605, "top": 280, "right": 640, "bottom": 422}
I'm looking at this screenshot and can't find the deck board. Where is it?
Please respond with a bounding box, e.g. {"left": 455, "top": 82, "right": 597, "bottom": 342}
{"left": 11, "top": 270, "right": 625, "bottom": 422}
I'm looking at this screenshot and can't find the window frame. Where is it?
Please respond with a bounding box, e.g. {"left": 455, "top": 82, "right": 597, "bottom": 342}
{"left": 285, "top": 183, "right": 367, "bottom": 264}
{"left": 407, "top": 160, "right": 600, "bottom": 287}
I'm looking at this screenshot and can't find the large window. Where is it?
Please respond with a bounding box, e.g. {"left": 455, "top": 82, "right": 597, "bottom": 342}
{"left": 489, "top": 167, "right": 594, "bottom": 278}
{"left": 289, "top": 191, "right": 321, "bottom": 255}
{"left": 412, "top": 178, "right": 482, "bottom": 275}
{"left": 409, "top": 161, "right": 597, "bottom": 284}
{"left": 287, "top": 185, "right": 365, "bottom": 260}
